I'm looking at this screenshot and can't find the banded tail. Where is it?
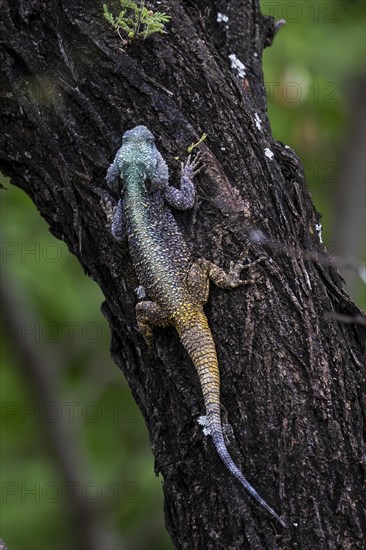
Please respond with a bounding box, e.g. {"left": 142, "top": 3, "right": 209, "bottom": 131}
{"left": 177, "top": 309, "right": 287, "bottom": 528}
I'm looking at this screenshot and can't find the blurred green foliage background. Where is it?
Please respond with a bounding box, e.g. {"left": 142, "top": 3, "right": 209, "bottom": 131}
{"left": 1, "top": 1, "right": 365, "bottom": 549}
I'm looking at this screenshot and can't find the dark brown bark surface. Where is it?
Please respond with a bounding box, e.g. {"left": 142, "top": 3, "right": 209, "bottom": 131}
{"left": 1, "top": 1, "right": 365, "bottom": 548}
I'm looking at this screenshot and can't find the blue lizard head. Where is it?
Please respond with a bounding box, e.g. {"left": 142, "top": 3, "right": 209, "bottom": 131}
{"left": 123, "top": 125, "right": 154, "bottom": 143}
{"left": 119, "top": 126, "right": 158, "bottom": 182}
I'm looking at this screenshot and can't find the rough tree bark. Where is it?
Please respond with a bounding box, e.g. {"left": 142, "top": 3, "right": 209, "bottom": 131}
{"left": 1, "top": 1, "right": 365, "bottom": 549}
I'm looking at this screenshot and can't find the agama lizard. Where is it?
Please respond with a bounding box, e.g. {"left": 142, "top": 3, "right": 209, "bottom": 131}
{"left": 104, "top": 125, "right": 286, "bottom": 528}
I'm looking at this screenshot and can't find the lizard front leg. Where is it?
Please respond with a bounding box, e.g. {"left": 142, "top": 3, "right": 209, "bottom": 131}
{"left": 101, "top": 197, "right": 127, "bottom": 241}
{"left": 136, "top": 301, "right": 171, "bottom": 352}
{"left": 106, "top": 150, "right": 122, "bottom": 194}
{"left": 163, "top": 154, "right": 203, "bottom": 210}
{"left": 111, "top": 199, "right": 127, "bottom": 241}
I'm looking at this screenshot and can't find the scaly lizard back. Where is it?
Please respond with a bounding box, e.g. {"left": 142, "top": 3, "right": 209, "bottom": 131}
{"left": 105, "top": 125, "right": 286, "bottom": 528}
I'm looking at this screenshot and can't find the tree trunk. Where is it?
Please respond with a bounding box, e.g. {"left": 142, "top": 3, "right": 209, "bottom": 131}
{"left": 1, "top": 1, "right": 365, "bottom": 548}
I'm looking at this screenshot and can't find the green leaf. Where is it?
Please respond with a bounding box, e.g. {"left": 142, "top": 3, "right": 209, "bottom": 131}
{"left": 120, "top": 0, "right": 139, "bottom": 10}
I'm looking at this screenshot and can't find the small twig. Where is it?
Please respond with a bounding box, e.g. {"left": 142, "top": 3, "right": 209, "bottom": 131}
{"left": 249, "top": 230, "right": 365, "bottom": 277}
{"left": 324, "top": 312, "right": 366, "bottom": 326}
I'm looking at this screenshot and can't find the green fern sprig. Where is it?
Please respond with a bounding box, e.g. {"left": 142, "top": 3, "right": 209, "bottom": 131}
{"left": 103, "top": 1, "right": 170, "bottom": 41}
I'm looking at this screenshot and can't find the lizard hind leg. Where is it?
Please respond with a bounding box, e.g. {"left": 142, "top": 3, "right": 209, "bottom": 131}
{"left": 135, "top": 301, "right": 171, "bottom": 352}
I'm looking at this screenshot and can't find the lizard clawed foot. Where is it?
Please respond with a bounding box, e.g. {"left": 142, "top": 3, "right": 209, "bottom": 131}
{"left": 137, "top": 325, "right": 154, "bottom": 355}
{"left": 239, "top": 256, "right": 267, "bottom": 270}
{"left": 227, "top": 260, "right": 246, "bottom": 287}
{"left": 181, "top": 152, "right": 206, "bottom": 179}
{"left": 144, "top": 335, "right": 154, "bottom": 356}
{"left": 227, "top": 256, "right": 267, "bottom": 287}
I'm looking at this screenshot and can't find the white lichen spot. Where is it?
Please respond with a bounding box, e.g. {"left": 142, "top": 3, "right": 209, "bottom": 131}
{"left": 293, "top": 522, "right": 298, "bottom": 528}
{"left": 228, "top": 54, "right": 246, "bottom": 78}
{"left": 254, "top": 112, "right": 262, "bottom": 131}
{"left": 264, "top": 147, "right": 274, "bottom": 160}
{"left": 253, "top": 51, "right": 258, "bottom": 58}
{"left": 198, "top": 415, "right": 211, "bottom": 436}
{"left": 285, "top": 145, "right": 290, "bottom": 149}
{"left": 249, "top": 228, "right": 266, "bottom": 244}
{"left": 217, "top": 12, "right": 229, "bottom": 23}
{"left": 315, "top": 223, "right": 323, "bottom": 243}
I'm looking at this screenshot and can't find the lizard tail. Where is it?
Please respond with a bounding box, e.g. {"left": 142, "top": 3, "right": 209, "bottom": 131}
{"left": 177, "top": 308, "right": 287, "bottom": 528}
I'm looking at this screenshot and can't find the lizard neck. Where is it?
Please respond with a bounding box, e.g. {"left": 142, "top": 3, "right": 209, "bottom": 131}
{"left": 124, "top": 169, "right": 149, "bottom": 220}
{"left": 124, "top": 163, "right": 147, "bottom": 195}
